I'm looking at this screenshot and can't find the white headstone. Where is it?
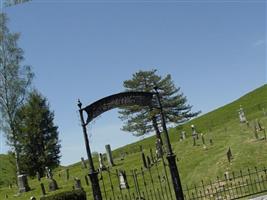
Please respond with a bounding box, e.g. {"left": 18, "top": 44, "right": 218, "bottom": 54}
{"left": 238, "top": 105, "right": 247, "bottom": 123}
{"left": 17, "top": 174, "right": 30, "bottom": 193}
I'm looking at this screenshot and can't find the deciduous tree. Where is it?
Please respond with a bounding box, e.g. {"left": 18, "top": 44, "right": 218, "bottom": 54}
{"left": 0, "top": 13, "right": 34, "bottom": 175}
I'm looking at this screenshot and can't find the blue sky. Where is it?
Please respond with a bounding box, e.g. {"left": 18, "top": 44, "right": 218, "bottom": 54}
{"left": 0, "top": 0, "right": 266, "bottom": 165}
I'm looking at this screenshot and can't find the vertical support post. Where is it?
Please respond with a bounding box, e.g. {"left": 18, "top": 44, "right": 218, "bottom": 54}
{"left": 154, "top": 87, "right": 184, "bottom": 200}
{"left": 78, "top": 100, "right": 102, "bottom": 200}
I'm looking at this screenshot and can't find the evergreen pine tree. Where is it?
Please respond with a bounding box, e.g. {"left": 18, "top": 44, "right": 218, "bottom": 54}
{"left": 16, "top": 91, "right": 61, "bottom": 177}
{"left": 119, "top": 69, "right": 200, "bottom": 139}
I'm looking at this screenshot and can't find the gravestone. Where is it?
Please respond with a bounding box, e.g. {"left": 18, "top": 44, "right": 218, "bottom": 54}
{"left": 119, "top": 170, "right": 129, "bottom": 189}
{"left": 155, "top": 138, "right": 163, "bottom": 159}
{"left": 238, "top": 105, "right": 247, "bottom": 123}
{"left": 141, "top": 149, "right": 147, "bottom": 168}
{"left": 182, "top": 131, "right": 186, "bottom": 140}
{"left": 147, "top": 156, "right": 151, "bottom": 168}
{"left": 84, "top": 175, "right": 89, "bottom": 186}
{"left": 74, "top": 178, "right": 83, "bottom": 190}
{"left": 81, "top": 157, "right": 87, "bottom": 169}
{"left": 254, "top": 119, "right": 266, "bottom": 140}
{"left": 66, "top": 168, "right": 69, "bottom": 181}
{"left": 36, "top": 172, "right": 41, "bottom": 181}
{"left": 17, "top": 174, "right": 31, "bottom": 193}
{"left": 201, "top": 133, "right": 205, "bottom": 145}
{"left": 40, "top": 183, "right": 46, "bottom": 196}
{"left": 191, "top": 124, "right": 199, "bottom": 140}
{"left": 48, "top": 178, "right": 58, "bottom": 191}
{"left": 209, "top": 138, "right": 213, "bottom": 145}
{"left": 149, "top": 148, "right": 155, "bottom": 163}
{"left": 99, "top": 153, "right": 106, "bottom": 170}
{"left": 254, "top": 123, "right": 259, "bottom": 139}
{"left": 224, "top": 171, "right": 229, "bottom": 180}
{"left": 263, "top": 108, "right": 266, "bottom": 116}
{"left": 120, "top": 152, "right": 125, "bottom": 161}
{"left": 180, "top": 131, "right": 186, "bottom": 141}
{"left": 105, "top": 144, "right": 114, "bottom": 166}
{"left": 227, "top": 148, "right": 233, "bottom": 162}
{"left": 45, "top": 167, "right": 53, "bottom": 179}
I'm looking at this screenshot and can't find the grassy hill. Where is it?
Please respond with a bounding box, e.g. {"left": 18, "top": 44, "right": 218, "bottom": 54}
{"left": 0, "top": 84, "right": 266, "bottom": 200}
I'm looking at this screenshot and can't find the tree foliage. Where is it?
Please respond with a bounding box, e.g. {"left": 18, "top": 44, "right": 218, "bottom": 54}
{"left": 119, "top": 69, "right": 200, "bottom": 137}
{"left": 15, "top": 91, "right": 61, "bottom": 177}
{"left": 0, "top": 13, "right": 34, "bottom": 174}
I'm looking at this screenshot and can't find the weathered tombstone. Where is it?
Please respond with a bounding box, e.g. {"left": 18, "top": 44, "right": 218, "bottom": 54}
{"left": 254, "top": 119, "right": 266, "bottom": 140}
{"left": 45, "top": 167, "right": 53, "bottom": 179}
{"left": 66, "top": 168, "right": 69, "bottom": 181}
{"left": 36, "top": 172, "right": 41, "bottom": 181}
{"left": 256, "top": 119, "right": 264, "bottom": 131}
{"left": 74, "top": 178, "right": 82, "bottom": 190}
{"left": 119, "top": 170, "right": 129, "bottom": 189}
{"left": 263, "top": 108, "right": 266, "bottom": 116}
{"left": 141, "top": 149, "right": 147, "bottom": 168}
{"left": 81, "top": 157, "right": 87, "bottom": 169}
{"left": 48, "top": 178, "right": 58, "bottom": 191}
{"left": 224, "top": 171, "right": 229, "bottom": 180}
{"left": 254, "top": 122, "right": 259, "bottom": 139}
{"left": 105, "top": 144, "right": 114, "bottom": 166}
{"left": 209, "top": 138, "right": 213, "bottom": 145}
{"left": 238, "top": 105, "right": 247, "bottom": 123}
{"left": 182, "top": 131, "right": 186, "bottom": 140}
{"left": 155, "top": 138, "right": 163, "bottom": 159}
{"left": 9, "top": 183, "right": 12, "bottom": 189}
{"left": 99, "top": 153, "right": 106, "bottom": 170}
{"left": 17, "top": 174, "right": 31, "bottom": 193}
{"left": 179, "top": 131, "right": 186, "bottom": 141}
{"left": 40, "top": 183, "right": 46, "bottom": 196}
{"left": 149, "top": 148, "right": 155, "bottom": 163}
{"left": 191, "top": 124, "right": 199, "bottom": 140}
{"left": 146, "top": 156, "right": 151, "bottom": 168}
{"left": 120, "top": 152, "right": 125, "bottom": 161}
{"left": 227, "top": 148, "right": 233, "bottom": 162}
{"left": 84, "top": 175, "right": 89, "bottom": 186}
{"left": 201, "top": 133, "right": 205, "bottom": 145}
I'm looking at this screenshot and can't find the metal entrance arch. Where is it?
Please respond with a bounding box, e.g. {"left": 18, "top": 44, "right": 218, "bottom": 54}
{"left": 77, "top": 90, "right": 184, "bottom": 200}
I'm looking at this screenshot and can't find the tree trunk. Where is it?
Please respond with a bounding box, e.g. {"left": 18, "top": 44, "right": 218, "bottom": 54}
{"left": 14, "top": 147, "right": 21, "bottom": 175}
{"left": 152, "top": 115, "right": 163, "bottom": 145}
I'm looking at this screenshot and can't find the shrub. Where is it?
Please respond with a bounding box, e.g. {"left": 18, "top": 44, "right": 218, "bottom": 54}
{"left": 40, "top": 189, "right": 86, "bottom": 200}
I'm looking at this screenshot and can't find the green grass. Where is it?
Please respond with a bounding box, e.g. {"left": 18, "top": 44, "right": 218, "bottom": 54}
{"left": 0, "top": 84, "right": 267, "bottom": 200}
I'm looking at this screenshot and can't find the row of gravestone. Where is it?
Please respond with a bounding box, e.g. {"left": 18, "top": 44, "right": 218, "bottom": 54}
{"left": 79, "top": 144, "right": 115, "bottom": 171}
{"left": 81, "top": 143, "right": 164, "bottom": 172}
{"left": 179, "top": 124, "right": 214, "bottom": 149}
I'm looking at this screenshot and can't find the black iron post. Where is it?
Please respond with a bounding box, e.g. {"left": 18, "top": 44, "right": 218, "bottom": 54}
{"left": 78, "top": 100, "right": 102, "bottom": 200}
{"left": 154, "top": 87, "right": 184, "bottom": 200}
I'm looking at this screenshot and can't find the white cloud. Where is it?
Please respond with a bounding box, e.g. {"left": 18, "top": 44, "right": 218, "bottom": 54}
{"left": 253, "top": 39, "right": 265, "bottom": 47}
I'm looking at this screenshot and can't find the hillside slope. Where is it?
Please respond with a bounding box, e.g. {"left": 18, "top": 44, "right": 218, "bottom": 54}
{"left": 0, "top": 84, "right": 266, "bottom": 200}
